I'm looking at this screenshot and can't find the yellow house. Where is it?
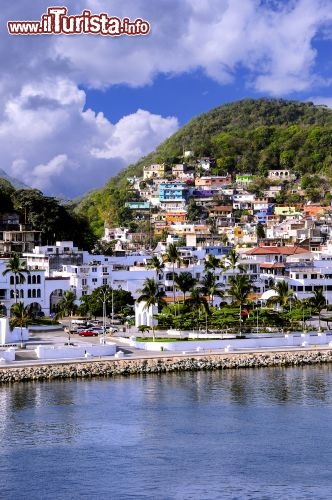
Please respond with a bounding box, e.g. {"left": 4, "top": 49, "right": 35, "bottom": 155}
{"left": 143, "top": 163, "right": 165, "bottom": 180}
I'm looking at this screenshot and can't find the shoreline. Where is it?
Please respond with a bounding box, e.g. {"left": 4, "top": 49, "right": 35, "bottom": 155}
{"left": 1, "top": 348, "right": 332, "bottom": 383}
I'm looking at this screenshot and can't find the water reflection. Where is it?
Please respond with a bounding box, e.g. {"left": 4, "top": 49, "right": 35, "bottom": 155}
{"left": 134, "top": 365, "right": 332, "bottom": 408}
{"left": 0, "top": 367, "right": 332, "bottom": 499}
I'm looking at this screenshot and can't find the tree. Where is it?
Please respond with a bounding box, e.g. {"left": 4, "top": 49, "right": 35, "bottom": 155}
{"left": 204, "top": 254, "right": 223, "bottom": 274}
{"left": 55, "top": 290, "right": 77, "bottom": 344}
{"left": 268, "top": 281, "right": 295, "bottom": 311}
{"left": 208, "top": 218, "right": 219, "bottom": 244}
{"left": 200, "top": 271, "right": 224, "bottom": 307}
{"left": 137, "top": 278, "right": 166, "bottom": 340}
{"left": 12, "top": 188, "right": 97, "bottom": 250}
{"left": 2, "top": 254, "right": 30, "bottom": 303}
{"left": 185, "top": 287, "right": 210, "bottom": 332}
{"left": 309, "top": 287, "right": 326, "bottom": 331}
{"left": 137, "top": 324, "right": 150, "bottom": 338}
{"left": 227, "top": 274, "right": 253, "bottom": 335}
{"left": 148, "top": 256, "right": 165, "bottom": 282}
{"left": 224, "top": 248, "right": 246, "bottom": 273}
{"left": 0, "top": 179, "right": 15, "bottom": 211}
{"left": 174, "top": 272, "right": 197, "bottom": 303}
{"left": 10, "top": 301, "right": 30, "bottom": 347}
{"left": 163, "top": 243, "right": 181, "bottom": 304}
{"left": 186, "top": 198, "right": 207, "bottom": 222}
{"left": 256, "top": 222, "right": 266, "bottom": 242}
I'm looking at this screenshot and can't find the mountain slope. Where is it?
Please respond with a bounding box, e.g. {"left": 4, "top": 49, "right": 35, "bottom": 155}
{"left": 74, "top": 98, "right": 332, "bottom": 234}
{"left": 0, "top": 168, "right": 30, "bottom": 189}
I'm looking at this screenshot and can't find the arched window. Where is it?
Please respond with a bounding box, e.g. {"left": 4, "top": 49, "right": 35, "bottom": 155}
{"left": 37, "top": 275, "right": 41, "bottom": 284}
{"left": 28, "top": 290, "right": 31, "bottom": 298}
{"left": 10, "top": 276, "right": 14, "bottom": 285}
{"left": 37, "top": 289, "right": 41, "bottom": 298}
{"left": 32, "top": 289, "right": 36, "bottom": 298}
{"left": 20, "top": 290, "right": 24, "bottom": 298}
{"left": 28, "top": 276, "right": 32, "bottom": 284}
{"left": 32, "top": 275, "right": 36, "bottom": 284}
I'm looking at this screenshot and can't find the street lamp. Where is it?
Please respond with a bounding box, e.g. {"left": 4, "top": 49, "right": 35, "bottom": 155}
{"left": 256, "top": 303, "right": 259, "bottom": 334}
{"left": 99, "top": 287, "right": 110, "bottom": 344}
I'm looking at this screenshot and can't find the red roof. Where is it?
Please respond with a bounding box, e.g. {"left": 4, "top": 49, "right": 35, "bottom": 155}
{"left": 244, "top": 246, "right": 309, "bottom": 256}
{"left": 260, "top": 263, "right": 285, "bottom": 269}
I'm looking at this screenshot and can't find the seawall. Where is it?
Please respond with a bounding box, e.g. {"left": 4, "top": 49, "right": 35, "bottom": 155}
{"left": 1, "top": 349, "right": 332, "bottom": 383}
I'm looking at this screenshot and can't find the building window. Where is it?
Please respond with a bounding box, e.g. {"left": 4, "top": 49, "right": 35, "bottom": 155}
{"left": 92, "top": 278, "right": 97, "bottom": 284}
{"left": 82, "top": 279, "right": 87, "bottom": 286}
{"left": 102, "top": 267, "right": 108, "bottom": 273}
{"left": 102, "top": 278, "right": 108, "bottom": 285}
{"left": 92, "top": 267, "right": 97, "bottom": 272}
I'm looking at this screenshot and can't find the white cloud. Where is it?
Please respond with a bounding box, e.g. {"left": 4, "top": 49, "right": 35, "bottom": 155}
{"left": 1, "top": 0, "right": 332, "bottom": 197}
{"left": 1, "top": 79, "right": 178, "bottom": 197}
{"left": 45, "top": 0, "right": 332, "bottom": 93}
{"left": 92, "top": 109, "right": 178, "bottom": 163}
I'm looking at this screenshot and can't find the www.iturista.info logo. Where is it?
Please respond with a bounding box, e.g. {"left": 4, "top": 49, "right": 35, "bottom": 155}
{"left": 7, "top": 6, "right": 151, "bottom": 36}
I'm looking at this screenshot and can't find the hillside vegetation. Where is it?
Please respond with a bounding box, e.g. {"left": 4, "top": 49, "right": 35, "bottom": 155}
{"left": 74, "top": 98, "right": 332, "bottom": 237}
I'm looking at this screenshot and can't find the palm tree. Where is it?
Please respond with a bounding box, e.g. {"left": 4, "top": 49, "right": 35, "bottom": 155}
{"left": 2, "top": 254, "right": 30, "bottom": 303}
{"left": 200, "top": 271, "right": 224, "bottom": 306}
{"left": 163, "top": 243, "right": 181, "bottom": 304}
{"left": 185, "top": 287, "right": 210, "bottom": 333}
{"left": 268, "top": 281, "right": 295, "bottom": 311}
{"left": 174, "top": 272, "right": 197, "bottom": 303}
{"left": 309, "top": 287, "right": 326, "bottom": 331}
{"left": 10, "top": 301, "right": 30, "bottom": 347}
{"left": 55, "top": 290, "right": 77, "bottom": 344}
{"left": 204, "top": 254, "right": 223, "bottom": 274}
{"left": 137, "top": 278, "right": 166, "bottom": 340}
{"left": 208, "top": 218, "right": 219, "bottom": 245}
{"left": 227, "top": 274, "right": 253, "bottom": 335}
{"left": 224, "top": 248, "right": 246, "bottom": 273}
{"left": 148, "top": 255, "right": 164, "bottom": 282}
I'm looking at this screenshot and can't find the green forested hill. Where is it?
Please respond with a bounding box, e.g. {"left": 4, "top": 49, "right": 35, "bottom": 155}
{"left": 75, "top": 98, "right": 332, "bottom": 236}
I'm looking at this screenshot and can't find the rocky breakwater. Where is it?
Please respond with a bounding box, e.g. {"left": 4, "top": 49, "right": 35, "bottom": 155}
{"left": 1, "top": 350, "right": 332, "bottom": 383}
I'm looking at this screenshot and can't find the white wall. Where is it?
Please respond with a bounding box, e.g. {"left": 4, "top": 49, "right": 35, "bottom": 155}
{"left": 0, "top": 347, "right": 16, "bottom": 362}
{"left": 35, "top": 342, "right": 116, "bottom": 360}
{"left": 0, "top": 318, "right": 29, "bottom": 345}
{"left": 124, "top": 332, "right": 332, "bottom": 352}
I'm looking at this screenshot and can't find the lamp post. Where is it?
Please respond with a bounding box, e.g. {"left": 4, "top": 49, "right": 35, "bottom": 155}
{"left": 99, "top": 287, "right": 110, "bottom": 344}
{"left": 256, "top": 303, "right": 259, "bottom": 335}
{"left": 111, "top": 286, "right": 114, "bottom": 326}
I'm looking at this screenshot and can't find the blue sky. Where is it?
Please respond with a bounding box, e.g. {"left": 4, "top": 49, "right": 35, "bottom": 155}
{"left": 2, "top": 0, "right": 332, "bottom": 198}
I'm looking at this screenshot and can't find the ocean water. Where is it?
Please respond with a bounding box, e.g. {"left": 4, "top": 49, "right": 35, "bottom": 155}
{"left": 0, "top": 366, "right": 332, "bottom": 499}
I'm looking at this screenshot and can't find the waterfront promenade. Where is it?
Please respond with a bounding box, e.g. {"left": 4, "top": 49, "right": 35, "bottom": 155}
{"left": 1, "top": 326, "right": 332, "bottom": 383}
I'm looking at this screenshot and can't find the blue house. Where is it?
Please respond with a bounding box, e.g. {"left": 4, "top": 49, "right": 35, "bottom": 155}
{"left": 159, "top": 182, "right": 188, "bottom": 202}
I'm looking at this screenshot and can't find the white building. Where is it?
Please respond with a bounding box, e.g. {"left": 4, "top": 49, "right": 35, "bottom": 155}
{"left": 0, "top": 257, "right": 70, "bottom": 316}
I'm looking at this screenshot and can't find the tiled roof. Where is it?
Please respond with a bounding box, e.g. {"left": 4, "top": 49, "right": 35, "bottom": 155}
{"left": 244, "top": 246, "right": 309, "bottom": 256}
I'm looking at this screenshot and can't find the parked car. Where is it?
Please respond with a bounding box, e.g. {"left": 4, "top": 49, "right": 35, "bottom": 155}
{"left": 108, "top": 325, "right": 119, "bottom": 333}
{"left": 78, "top": 329, "right": 99, "bottom": 337}
{"left": 89, "top": 327, "right": 104, "bottom": 335}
